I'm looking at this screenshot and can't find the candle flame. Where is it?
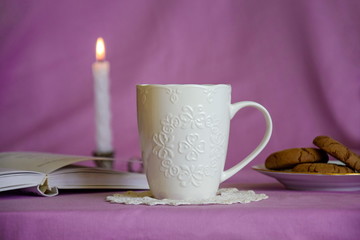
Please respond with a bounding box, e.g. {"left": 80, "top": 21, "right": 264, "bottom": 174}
{"left": 96, "top": 37, "right": 106, "bottom": 61}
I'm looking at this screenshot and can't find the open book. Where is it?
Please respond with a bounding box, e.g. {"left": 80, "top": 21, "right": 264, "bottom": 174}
{"left": 0, "top": 152, "right": 149, "bottom": 197}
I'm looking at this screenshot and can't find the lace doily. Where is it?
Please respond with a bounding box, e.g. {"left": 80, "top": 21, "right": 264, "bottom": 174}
{"left": 106, "top": 188, "right": 268, "bottom": 206}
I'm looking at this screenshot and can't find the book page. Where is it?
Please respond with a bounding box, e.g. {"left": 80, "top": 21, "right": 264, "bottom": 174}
{"left": 0, "top": 152, "right": 113, "bottom": 174}
{"left": 49, "top": 166, "right": 149, "bottom": 189}
{"left": 0, "top": 168, "right": 45, "bottom": 191}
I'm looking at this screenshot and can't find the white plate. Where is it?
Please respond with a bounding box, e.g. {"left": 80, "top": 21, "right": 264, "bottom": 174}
{"left": 252, "top": 164, "right": 360, "bottom": 192}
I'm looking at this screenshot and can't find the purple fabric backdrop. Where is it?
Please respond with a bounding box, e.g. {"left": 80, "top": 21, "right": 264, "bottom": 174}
{"left": 0, "top": 0, "right": 359, "bottom": 173}
{"left": 1, "top": 2, "right": 360, "bottom": 240}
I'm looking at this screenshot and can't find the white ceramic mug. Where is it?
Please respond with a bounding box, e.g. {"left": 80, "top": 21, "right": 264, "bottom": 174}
{"left": 137, "top": 84, "right": 272, "bottom": 200}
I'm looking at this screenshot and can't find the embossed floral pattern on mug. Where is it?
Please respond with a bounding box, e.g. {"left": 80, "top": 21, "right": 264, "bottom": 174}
{"left": 160, "top": 159, "right": 218, "bottom": 187}
{"left": 178, "top": 133, "right": 205, "bottom": 161}
{"left": 160, "top": 114, "right": 181, "bottom": 134}
{"left": 179, "top": 105, "right": 207, "bottom": 129}
{"left": 166, "top": 88, "right": 181, "bottom": 104}
{"left": 151, "top": 103, "right": 225, "bottom": 188}
{"left": 152, "top": 132, "right": 174, "bottom": 160}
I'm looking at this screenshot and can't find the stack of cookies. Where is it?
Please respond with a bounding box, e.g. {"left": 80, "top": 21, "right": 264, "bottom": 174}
{"left": 265, "top": 136, "right": 360, "bottom": 174}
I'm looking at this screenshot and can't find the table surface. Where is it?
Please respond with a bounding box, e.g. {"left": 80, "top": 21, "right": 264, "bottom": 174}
{"left": 1, "top": 169, "right": 359, "bottom": 240}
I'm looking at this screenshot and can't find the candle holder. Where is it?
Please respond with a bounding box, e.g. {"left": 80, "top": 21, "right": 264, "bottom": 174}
{"left": 93, "top": 151, "right": 114, "bottom": 169}
{"left": 127, "top": 157, "right": 144, "bottom": 173}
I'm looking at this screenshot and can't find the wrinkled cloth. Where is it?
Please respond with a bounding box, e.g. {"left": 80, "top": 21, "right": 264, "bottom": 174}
{"left": 1, "top": 1, "right": 360, "bottom": 238}
{"left": 0, "top": 0, "right": 359, "bottom": 172}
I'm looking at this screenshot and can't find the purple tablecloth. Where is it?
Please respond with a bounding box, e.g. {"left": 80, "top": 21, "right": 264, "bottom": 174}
{"left": 1, "top": 169, "right": 359, "bottom": 240}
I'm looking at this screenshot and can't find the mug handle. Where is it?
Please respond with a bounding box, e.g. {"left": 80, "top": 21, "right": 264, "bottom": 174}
{"left": 221, "top": 101, "right": 273, "bottom": 182}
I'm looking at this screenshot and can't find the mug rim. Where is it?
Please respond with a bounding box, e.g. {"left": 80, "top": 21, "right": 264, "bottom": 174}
{"left": 137, "top": 84, "right": 230, "bottom": 87}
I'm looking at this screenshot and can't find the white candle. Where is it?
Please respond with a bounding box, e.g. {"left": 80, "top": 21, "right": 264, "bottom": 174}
{"left": 92, "top": 37, "right": 113, "bottom": 153}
